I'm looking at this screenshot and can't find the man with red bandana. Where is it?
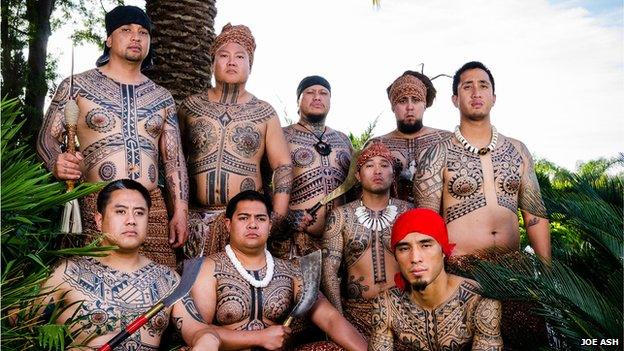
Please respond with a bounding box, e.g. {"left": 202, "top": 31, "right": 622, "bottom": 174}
{"left": 368, "top": 208, "right": 503, "bottom": 350}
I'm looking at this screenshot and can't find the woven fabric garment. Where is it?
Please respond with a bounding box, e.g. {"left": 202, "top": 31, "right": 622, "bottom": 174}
{"left": 80, "top": 187, "right": 176, "bottom": 269}
{"left": 343, "top": 297, "right": 374, "bottom": 340}
{"left": 186, "top": 208, "right": 228, "bottom": 258}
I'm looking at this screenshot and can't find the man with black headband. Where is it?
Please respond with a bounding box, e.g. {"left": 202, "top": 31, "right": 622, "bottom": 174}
{"left": 178, "top": 24, "right": 292, "bottom": 258}
{"left": 271, "top": 75, "right": 353, "bottom": 258}
{"left": 368, "top": 208, "right": 503, "bottom": 350}
{"left": 37, "top": 5, "right": 189, "bottom": 269}
{"left": 368, "top": 71, "right": 451, "bottom": 203}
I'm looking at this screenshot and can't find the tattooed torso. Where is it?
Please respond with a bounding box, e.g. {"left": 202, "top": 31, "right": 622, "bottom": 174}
{"left": 369, "top": 128, "right": 451, "bottom": 202}
{"left": 53, "top": 256, "right": 179, "bottom": 350}
{"left": 179, "top": 92, "right": 279, "bottom": 207}
{"left": 413, "top": 134, "right": 548, "bottom": 256}
{"left": 37, "top": 69, "right": 187, "bottom": 200}
{"left": 321, "top": 199, "right": 413, "bottom": 311}
{"left": 369, "top": 280, "right": 503, "bottom": 351}
{"left": 283, "top": 124, "right": 352, "bottom": 236}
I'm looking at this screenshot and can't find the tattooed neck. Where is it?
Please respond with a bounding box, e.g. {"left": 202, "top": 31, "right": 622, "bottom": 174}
{"left": 299, "top": 116, "right": 326, "bottom": 133}
{"left": 217, "top": 83, "right": 244, "bottom": 104}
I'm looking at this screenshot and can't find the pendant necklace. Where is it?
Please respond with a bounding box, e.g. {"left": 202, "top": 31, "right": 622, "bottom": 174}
{"left": 298, "top": 122, "right": 332, "bottom": 156}
{"left": 225, "top": 244, "right": 274, "bottom": 288}
{"left": 355, "top": 199, "right": 398, "bottom": 231}
{"left": 454, "top": 125, "right": 498, "bottom": 155}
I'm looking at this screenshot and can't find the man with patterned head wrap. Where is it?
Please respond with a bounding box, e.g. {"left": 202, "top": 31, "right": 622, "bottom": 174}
{"left": 179, "top": 23, "right": 293, "bottom": 258}
{"left": 321, "top": 142, "right": 412, "bottom": 340}
{"left": 37, "top": 5, "right": 189, "bottom": 269}
{"left": 368, "top": 208, "right": 503, "bottom": 350}
{"left": 367, "top": 70, "right": 452, "bottom": 203}
{"left": 272, "top": 75, "right": 353, "bottom": 259}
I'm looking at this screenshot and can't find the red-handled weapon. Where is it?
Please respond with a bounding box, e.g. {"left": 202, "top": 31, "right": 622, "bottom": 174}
{"left": 97, "top": 258, "right": 203, "bottom": 351}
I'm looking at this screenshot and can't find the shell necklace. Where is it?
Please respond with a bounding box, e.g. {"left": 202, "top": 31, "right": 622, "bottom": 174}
{"left": 225, "top": 244, "right": 274, "bottom": 288}
{"left": 454, "top": 125, "right": 498, "bottom": 155}
{"left": 355, "top": 200, "right": 398, "bottom": 231}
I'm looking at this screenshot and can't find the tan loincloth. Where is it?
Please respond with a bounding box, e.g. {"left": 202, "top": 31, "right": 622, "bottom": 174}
{"left": 185, "top": 207, "right": 228, "bottom": 257}
{"left": 294, "top": 341, "right": 344, "bottom": 351}
{"left": 79, "top": 187, "right": 176, "bottom": 269}
{"left": 343, "top": 297, "right": 374, "bottom": 340}
{"left": 447, "top": 251, "right": 549, "bottom": 350}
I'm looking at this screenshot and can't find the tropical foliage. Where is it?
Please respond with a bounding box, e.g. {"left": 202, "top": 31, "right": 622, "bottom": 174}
{"left": 471, "top": 156, "right": 623, "bottom": 350}
{"left": 1, "top": 98, "right": 108, "bottom": 350}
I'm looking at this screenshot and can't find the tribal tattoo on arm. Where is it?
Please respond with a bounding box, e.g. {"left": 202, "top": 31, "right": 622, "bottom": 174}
{"left": 321, "top": 209, "right": 345, "bottom": 312}
{"left": 368, "top": 293, "right": 394, "bottom": 351}
{"left": 517, "top": 142, "right": 548, "bottom": 219}
{"left": 471, "top": 298, "right": 504, "bottom": 351}
{"left": 161, "top": 99, "right": 189, "bottom": 205}
{"left": 37, "top": 77, "right": 71, "bottom": 171}
{"left": 272, "top": 164, "right": 293, "bottom": 194}
{"left": 413, "top": 141, "right": 448, "bottom": 212}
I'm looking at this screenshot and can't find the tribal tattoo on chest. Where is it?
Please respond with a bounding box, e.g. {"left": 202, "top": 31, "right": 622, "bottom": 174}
{"left": 284, "top": 126, "right": 352, "bottom": 206}
{"left": 210, "top": 252, "right": 300, "bottom": 330}
{"left": 62, "top": 257, "right": 178, "bottom": 350}
{"left": 180, "top": 93, "right": 276, "bottom": 204}
{"left": 369, "top": 283, "right": 503, "bottom": 351}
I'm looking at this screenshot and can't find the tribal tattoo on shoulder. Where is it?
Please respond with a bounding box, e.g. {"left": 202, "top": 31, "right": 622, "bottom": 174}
{"left": 413, "top": 140, "right": 449, "bottom": 212}
{"left": 210, "top": 252, "right": 296, "bottom": 329}
{"left": 62, "top": 257, "right": 179, "bottom": 349}
{"left": 516, "top": 141, "right": 548, "bottom": 218}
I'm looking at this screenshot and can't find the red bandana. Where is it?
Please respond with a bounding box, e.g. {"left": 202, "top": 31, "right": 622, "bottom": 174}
{"left": 391, "top": 208, "right": 455, "bottom": 290}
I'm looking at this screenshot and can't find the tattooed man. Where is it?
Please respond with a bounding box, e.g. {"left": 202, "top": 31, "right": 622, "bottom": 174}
{"left": 190, "top": 190, "right": 367, "bottom": 351}
{"left": 413, "top": 61, "right": 551, "bottom": 260}
{"left": 39, "top": 180, "right": 219, "bottom": 350}
{"left": 369, "top": 208, "right": 503, "bottom": 350}
{"left": 275, "top": 75, "right": 353, "bottom": 258}
{"left": 321, "top": 142, "right": 412, "bottom": 339}
{"left": 368, "top": 71, "right": 451, "bottom": 202}
{"left": 37, "top": 6, "right": 188, "bottom": 268}
{"left": 179, "top": 24, "right": 292, "bottom": 257}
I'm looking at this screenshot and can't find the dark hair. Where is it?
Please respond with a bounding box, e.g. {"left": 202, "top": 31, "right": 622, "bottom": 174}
{"left": 225, "top": 190, "right": 273, "bottom": 219}
{"left": 452, "top": 61, "right": 495, "bottom": 96}
{"left": 96, "top": 179, "right": 152, "bottom": 213}
{"left": 386, "top": 70, "right": 437, "bottom": 108}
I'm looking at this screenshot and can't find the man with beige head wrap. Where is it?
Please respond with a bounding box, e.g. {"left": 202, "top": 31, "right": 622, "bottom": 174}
{"left": 321, "top": 142, "right": 412, "bottom": 340}
{"left": 367, "top": 71, "right": 451, "bottom": 203}
{"left": 178, "top": 23, "right": 293, "bottom": 258}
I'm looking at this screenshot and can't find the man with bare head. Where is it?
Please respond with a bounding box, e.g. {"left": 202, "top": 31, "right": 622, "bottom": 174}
{"left": 37, "top": 5, "right": 188, "bottom": 268}
{"left": 321, "top": 142, "right": 412, "bottom": 339}
{"left": 179, "top": 23, "right": 293, "bottom": 257}
{"left": 368, "top": 70, "right": 451, "bottom": 202}
{"left": 368, "top": 208, "right": 503, "bottom": 350}
{"left": 190, "top": 190, "right": 367, "bottom": 351}
{"left": 38, "top": 180, "right": 219, "bottom": 350}
{"left": 413, "top": 61, "right": 551, "bottom": 260}
{"left": 275, "top": 75, "right": 353, "bottom": 258}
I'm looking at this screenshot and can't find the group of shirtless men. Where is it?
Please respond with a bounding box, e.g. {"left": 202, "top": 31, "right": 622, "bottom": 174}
{"left": 33, "top": 5, "right": 551, "bottom": 351}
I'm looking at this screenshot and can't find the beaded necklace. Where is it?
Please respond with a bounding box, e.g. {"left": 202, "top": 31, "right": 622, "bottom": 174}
{"left": 454, "top": 125, "right": 498, "bottom": 155}
{"left": 355, "top": 200, "right": 398, "bottom": 231}
{"left": 225, "top": 244, "right": 274, "bottom": 288}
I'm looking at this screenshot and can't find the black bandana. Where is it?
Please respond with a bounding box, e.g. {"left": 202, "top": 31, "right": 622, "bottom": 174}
{"left": 296, "top": 75, "right": 331, "bottom": 100}
{"left": 95, "top": 6, "right": 154, "bottom": 70}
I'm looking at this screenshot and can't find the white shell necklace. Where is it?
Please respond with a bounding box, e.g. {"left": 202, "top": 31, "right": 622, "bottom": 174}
{"left": 454, "top": 125, "right": 498, "bottom": 155}
{"left": 355, "top": 200, "right": 398, "bottom": 231}
{"left": 225, "top": 244, "right": 274, "bottom": 288}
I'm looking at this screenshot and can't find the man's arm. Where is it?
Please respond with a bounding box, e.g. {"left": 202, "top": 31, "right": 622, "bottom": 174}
{"left": 321, "top": 208, "right": 345, "bottom": 312}
{"left": 517, "top": 142, "right": 551, "bottom": 261}
{"left": 413, "top": 141, "right": 447, "bottom": 212}
{"left": 471, "top": 298, "right": 504, "bottom": 350}
{"left": 309, "top": 295, "right": 367, "bottom": 351}
{"left": 171, "top": 294, "right": 220, "bottom": 350}
{"left": 160, "top": 98, "right": 189, "bottom": 248}
{"left": 265, "top": 115, "right": 293, "bottom": 217}
{"left": 368, "top": 293, "right": 394, "bottom": 351}
{"left": 36, "top": 77, "right": 83, "bottom": 180}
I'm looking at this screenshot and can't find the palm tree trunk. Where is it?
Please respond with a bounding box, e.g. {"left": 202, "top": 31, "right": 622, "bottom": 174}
{"left": 145, "top": 0, "right": 216, "bottom": 104}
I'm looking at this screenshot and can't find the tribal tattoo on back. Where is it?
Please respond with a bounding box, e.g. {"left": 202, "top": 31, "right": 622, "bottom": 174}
{"left": 179, "top": 93, "right": 276, "bottom": 205}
